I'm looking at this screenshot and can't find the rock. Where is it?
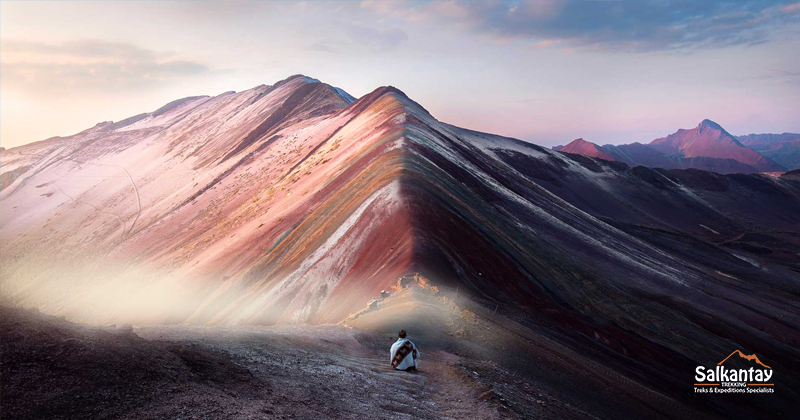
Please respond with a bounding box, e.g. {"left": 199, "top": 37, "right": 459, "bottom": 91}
{"left": 477, "top": 390, "right": 495, "bottom": 401}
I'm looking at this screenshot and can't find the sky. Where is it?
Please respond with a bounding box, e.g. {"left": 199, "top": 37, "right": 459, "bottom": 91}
{"left": 2, "top": 0, "right": 800, "bottom": 149}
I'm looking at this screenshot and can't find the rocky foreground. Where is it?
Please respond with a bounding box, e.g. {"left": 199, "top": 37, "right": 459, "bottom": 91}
{"left": 6, "top": 282, "right": 791, "bottom": 420}
{"left": 0, "top": 302, "right": 572, "bottom": 420}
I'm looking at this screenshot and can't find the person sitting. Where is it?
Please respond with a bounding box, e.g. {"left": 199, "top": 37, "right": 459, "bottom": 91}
{"left": 390, "top": 329, "right": 420, "bottom": 371}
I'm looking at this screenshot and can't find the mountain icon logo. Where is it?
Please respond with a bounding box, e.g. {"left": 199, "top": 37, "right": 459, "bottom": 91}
{"left": 717, "top": 350, "right": 772, "bottom": 369}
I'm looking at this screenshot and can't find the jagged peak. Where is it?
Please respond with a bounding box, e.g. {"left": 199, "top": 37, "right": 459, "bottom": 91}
{"left": 696, "top": 119, "right": 745, "bottom": 146}
{"left": 698, "top": 119, "right": 723, "bottom": 131}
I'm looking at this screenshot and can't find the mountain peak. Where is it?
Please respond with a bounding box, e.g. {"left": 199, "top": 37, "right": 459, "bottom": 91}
{"left": 649, "top": 119, "right": 786, "bottom": 172}
{"left": 346, "top": 85, "right": 431, "bottom": 118}
{"left": 563, "top": 138, "right": 596, "bottom": 148}
{"left": 698, "top": 119, "right": 723, "bottom": 131}
{"left": 281, "top": 74, "right": 320, "bottom": 84}
{"left": 264, "top": 74, "right": 323, "bottom": 93}
{"left": 370, "top": 85, "right": 411, "bottom": 101}
{"left": 558, "top": 138, "right": 617, "bottom": 161}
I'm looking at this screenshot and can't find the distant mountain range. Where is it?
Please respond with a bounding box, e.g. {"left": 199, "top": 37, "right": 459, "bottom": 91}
{"left": 737, "top": 132, "right": 800, "bottom": 171}
{"left": 554, "top": 119, "right": 798, "bottom": 173}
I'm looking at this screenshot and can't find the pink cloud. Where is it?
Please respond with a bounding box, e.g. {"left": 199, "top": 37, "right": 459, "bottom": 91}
{"left": 360, "top": 0, "right": 431, "bottom": 22}
{"left": 783, "top": 3, "right": 800, "bottom": 13}
{"left": 519, "top": 0, "right": 565, "bottom": 20}
{"left": 431, "top": 1, "right": 470, "bottom": 20}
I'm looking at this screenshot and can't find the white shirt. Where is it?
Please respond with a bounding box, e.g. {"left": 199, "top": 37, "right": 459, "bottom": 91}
{"left": 390, "top": 338, "right": 420, "bottom": 370}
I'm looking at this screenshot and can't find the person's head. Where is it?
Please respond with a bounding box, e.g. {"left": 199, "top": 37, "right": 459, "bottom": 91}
{"left": 398, "top": 329, "right": 407, "bottom": 339}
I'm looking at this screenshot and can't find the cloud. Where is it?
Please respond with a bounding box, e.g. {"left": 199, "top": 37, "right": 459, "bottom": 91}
{"left": 346, "top": 24, "right": 409, "bottom": 50}
{"left": 364, "top": 0, "right": 800, "bottom": 52}
{"left": 0, "top": 39, "right": 209, "bottom": 92}
{"left": 1, "top": 39, "right": 171, "bottom": 62}
{"left": 762, "top": 69, "right": 800, "bottom": 78}
{"left": 757, "top": 69, "right": 800, "bottom": 85}
{"left": 308, "top": 40, "right": 339, "bottom": 53}
{"left": 360, "top": 0, "right": 432, "bottom": 23}
{"left": 305, "top": 22, "right": 409, "bottom": 54}
{"left": 1, "top": 61, "right": 209, "bottom": 91}
{"left": 360, "top": 0, "right": 409, "bottom": 15}
{"left": 783, "top": 3, "right": 800, "bottom": 13}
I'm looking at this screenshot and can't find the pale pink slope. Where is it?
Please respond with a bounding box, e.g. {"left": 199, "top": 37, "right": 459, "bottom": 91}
{"left": 0, "top": 76, "right": 363, "bottom": 323}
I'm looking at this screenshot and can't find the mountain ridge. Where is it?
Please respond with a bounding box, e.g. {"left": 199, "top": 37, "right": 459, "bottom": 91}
{"left": 737, "top": 132, "right": 800, "bottom": 170}
{"left": 553, "top": 120, "right": 787, "bottom": 174}
{"left": 648, "top": 119, "right": 784, "bottom": 171}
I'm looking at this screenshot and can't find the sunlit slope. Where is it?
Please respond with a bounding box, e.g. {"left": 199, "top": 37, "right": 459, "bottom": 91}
{"left": 2, "top": 77, "right": 799, "bottom": 396}
{"left": 0, "top": 75, "right": 364, "bottom": 322}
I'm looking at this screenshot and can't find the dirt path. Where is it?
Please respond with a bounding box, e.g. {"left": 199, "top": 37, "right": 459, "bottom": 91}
{"left": 127, "top": 323, "right": 507, "bottom": 419}
{"left": 47, "top": 158, "right": 142, "bottom": 260}
{"left": 332, "top": 351, "right": 503, "bottom": 419}
{"left": 58, "top": 157, "right": 142, "bottom": 237}
{"left": 422, "top": 352, "right": 504, "bottom": 419}
{"left": 117, "top": 164, "right": 142, "bottom": 236}
{"left": 48, "top": 173, "right": 128, "bottom": 241}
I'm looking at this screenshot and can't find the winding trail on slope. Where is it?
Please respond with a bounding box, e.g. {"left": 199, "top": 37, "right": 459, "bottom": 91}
{"left": 46, "top": 158, "right": 143, "bottom": 260}
{"left": 63, "top": 158, "right": 142, "bottom": 238}
{"left": 117, "top": 165, "right": 142, "bottom": 236}
{"left": 51, "top": 159, "right": 142, "bottom": 236}
{"left": 92, "top": 163, "right": 141, "bottom": 260}
{"left": 11, "top": 149, "right": 130, "bottom": 245}
{"left": 48, "top": 177, "right": 127, "bottom": 241}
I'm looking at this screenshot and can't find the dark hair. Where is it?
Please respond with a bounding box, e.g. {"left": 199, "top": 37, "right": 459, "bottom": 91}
{"left": 398, "top": 329, "right": 407, "bottom": 338}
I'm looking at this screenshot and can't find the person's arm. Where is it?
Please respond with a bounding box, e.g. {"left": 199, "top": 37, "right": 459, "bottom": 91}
{"left": 412, "top": 343, "right": 420, "bottom": 359}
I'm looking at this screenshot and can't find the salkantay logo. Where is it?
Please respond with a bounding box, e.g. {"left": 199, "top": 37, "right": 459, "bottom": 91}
{"left": 694, "top": 350, "right": 774, "bottom": 393}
